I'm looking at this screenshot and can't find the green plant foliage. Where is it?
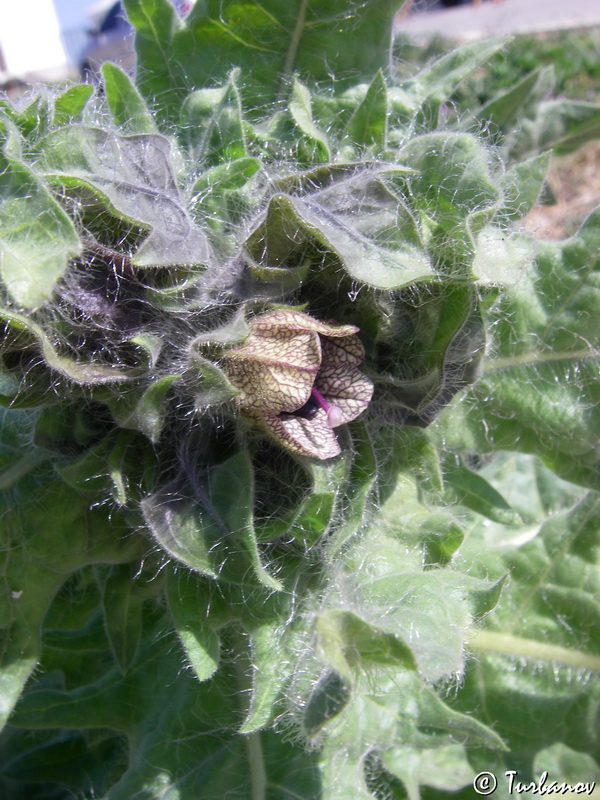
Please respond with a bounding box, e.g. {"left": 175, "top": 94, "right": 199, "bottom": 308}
{"left": 1, "top": 3, "right": 599, "bottom": 798}
{"left": 125, "top": 0, "right": 400, "bottom": 126}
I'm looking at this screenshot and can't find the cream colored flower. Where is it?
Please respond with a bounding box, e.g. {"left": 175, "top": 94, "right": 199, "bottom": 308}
{"left": 222, "top": 309, "right": 373, "bottom": 459}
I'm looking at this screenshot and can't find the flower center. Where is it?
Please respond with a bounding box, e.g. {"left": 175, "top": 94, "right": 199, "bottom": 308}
{"left": 310, "top": 388, "right": 344, "bottom": 428}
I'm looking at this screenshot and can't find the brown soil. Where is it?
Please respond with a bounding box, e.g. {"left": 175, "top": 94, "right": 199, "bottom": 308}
{"left": 523, "top": 140, "right": 600, "bottom": 240}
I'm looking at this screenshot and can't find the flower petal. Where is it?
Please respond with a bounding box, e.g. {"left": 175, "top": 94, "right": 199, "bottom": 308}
{"left": 317, "top": 337, "right": 374, "bottom": 423}
{"left": 223, "top": 329, "right": 320, "bottom": 413}
{"left": 258, "top": 409, "right": 341, "bottom": 460}
{"left": 321, "top": 333, "right": 365, "bottom": 367}
{"left": 251, "top": 309, "right": 358, "bottom": 339}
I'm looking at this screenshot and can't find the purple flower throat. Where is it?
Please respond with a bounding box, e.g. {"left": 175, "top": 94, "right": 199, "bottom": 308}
{"left": 289, "top": 388, "right": 344, "bottom": 428}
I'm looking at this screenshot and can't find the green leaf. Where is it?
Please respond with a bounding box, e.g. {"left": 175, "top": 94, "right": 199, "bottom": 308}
{"left": 44, "top": 614, "right": 109, "bottom": 654}
{"left": 374, "top": 282, "right": 486, "bottom": 426}
{"left": 3, "top": 732, "right": 123, "bottom": 793}
{"left": 472, "top": 225, "right": 536, "bottom": 286}
{"left": 287, "top": 77, "right": 330, "bottom": 163}
{"left": 166, "top": 570, "right": 220, "bottom": 682}
{"left": 240, "top": 619, "right": 292, "bottom": 733}
{"left": 0, "top": 309, "right": 149, "bottom": 384}
{"left": 473, "top": 65, "right": 555, "bottom": 132}
{"left": 101, "top": 564, "right": 144, "bottom": 674}
{"left": 542, "top": 100, "right": 600, "bottom": 155}
{"left": 168, "top": 570, "right": 306, "bottom": 734}
{"left": 142, "top": 451, "right": 282, "bottom": 590}
{"left": 380, "top": 744, "right": 476, "bottom": 800}
{"left": 453, "top": 486, "right": 600, "bottom": 770}
{"left": 8, "top": 617, "right": 322, "bottom": 799}
{"left": 107, "top": 374, "right": 180, "bottom": 442}
{"left": 256, "top": 446, "right": 351, "bottom": 546}
{"left": 309, "top": 670, "right": 507, "bottom": 750}
{"left": 190, "top": 156, "right": 261, "bottom": 222}
{"left": 0, "top": 152, "right": 81, "bottom": 308}
{"left": 510, "top": 99, "right": 600, "bottom": 159}
{"left": 102, "top": 62, "right": 156, "bottom": 134}
{"left": 8, "top": 93, "right": 53, "bottom": 141}
{"left": 438, "top": 208, "right": 600, "bottom": 489}
{"left": 396, "top": 132, "right": 502, "bottom": 270}
{"left": 402, "top": 39, "right": 508, "bottom": 109}
{"left": 0, "top": 115, "right": 23, "bottom": 160}
{"left": 444, "top": 458, "right": 523, "bottom": 526}
{"left": 124, "top": 0, "right": 401, "bottom": 126}
{"left": 54, "top": 84, "right": 95, "bottom": 126}
{"left": 315, "top": 609, "right": 417, "bottom": 683}
{"left": 245, "top": 171, "right": 432, "bottom": 291}
{"left": 345, "top": 70, "right": 388, "bottom": 153}
{"left": 187, "top": 351, "right": 240, "bottom": 407}
{"left": 182, "top": 69, "right": 246, "bottom": 164}
{"left": 0, "top": 457, "right": 144, "bottom": 732}
{"left": 258, "top": 78, "right": 331, "bottom": 166}
{"left": 57, "top": 438, "right": 115, "bottom": 494}
{"left": 325, "top": 421, "right": 377, "bottom": 558}
{"left": 499, "top": 150, "right": 552, "bottom": 222}
{"left": 534, "top": 743, "right": 600, "bottom": 785}
{"left": 38, "top": 125, "right": 212, "bottom": 268}
{"left": 303, "top": 669, "right": 352, "bottom": 737}
{"left": 4, "top": 19, "right": 600, "bottom": 799}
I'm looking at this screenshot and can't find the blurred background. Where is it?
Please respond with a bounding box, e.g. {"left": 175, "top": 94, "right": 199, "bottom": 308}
{"left": 1, "top": 0, "right": 599, "bottom": 90}
{"left": 0, "top": 0, "right": 194, "bottom": 91}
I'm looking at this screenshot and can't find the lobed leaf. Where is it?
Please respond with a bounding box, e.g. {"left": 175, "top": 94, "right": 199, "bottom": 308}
{"left": 0, "top": 152, "right": 81, "bottom": 308}
{"left": 437, "top": 208, "right": 600, "bottom": 489}
{"left": 142, "top": 451, "right": 282, "bottom": 590}
{"left": 124, "top": 0, "right": 401, "bottom": 127}
{"left": 245, "top": 171, "right": 433, "bottom": 290}
{"left": 38, "top": 125, "right": 212, "bottom": 268}
{"left": 449, "top": 461, "right": 600, "bottom": 775}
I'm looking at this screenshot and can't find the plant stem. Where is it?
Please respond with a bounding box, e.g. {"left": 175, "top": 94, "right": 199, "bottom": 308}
{"left": 246, "top": 731, "right": 268, "bottom": 800}
{"left": 230, "top": 625, "right": 268, "bottom": 800}
{"left": 485, "top": 348, "right": 598, "bottom": 372}
{"left": 468, "top": 630, "right": 600, "bottom": 671}
{"left": 283, "top": 0, "right": 309, "bottom": 77}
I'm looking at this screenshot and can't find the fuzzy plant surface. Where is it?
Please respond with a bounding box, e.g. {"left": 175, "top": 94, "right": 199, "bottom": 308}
{"left": 1, "top": 2, "right": 600, "bottom": 799}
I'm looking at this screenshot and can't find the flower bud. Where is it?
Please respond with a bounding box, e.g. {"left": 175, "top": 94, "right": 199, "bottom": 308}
{"left": 222, "top": 309, "right": 373, "bottom": 459}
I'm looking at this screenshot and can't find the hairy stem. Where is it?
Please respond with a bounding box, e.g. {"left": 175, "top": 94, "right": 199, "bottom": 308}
{"left": 469, "top": 630, "right": 600, "bottom": 671}
{"left": 229, "top": 626, "right": 268, "bottom": 800}
{"left": 485, "top": 348, "right": 599, "bottom": 372}
{"left": 246, "top": 731, "right": 268, "bottom": 800}
{"left": 283, "top": 0, "right": 309, "bottom": 77}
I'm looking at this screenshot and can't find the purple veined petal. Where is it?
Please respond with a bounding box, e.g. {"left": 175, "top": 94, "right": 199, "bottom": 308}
{"left": 316, "top": 337, "right": 374, "bottom": 424}
{"left": 320, "top": 334, "right": 365, "bottom": 368}
{"left": 222, "top": 329, "right": 321, "bottom": 413}
{"left": 221, "top": 309, "right": 373, "bottom": 458}
{"left": 258, "top": 409, "right": 342, "bottom": 460}
{"left": 250, "top": 309, "right": 358, "bottom": 340}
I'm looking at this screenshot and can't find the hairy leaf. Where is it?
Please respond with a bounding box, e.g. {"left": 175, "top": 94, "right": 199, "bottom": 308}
{"left": 142, "top": 452, "right": 282, "bottom": 590}
{"left": 125, "top": 0, "right": 401, "bottom": 126}
{"left": 0, "top": 151, "right": 80, "bottom": 307}
{"left": 38, "top": 125, "right": 211, "bottom": 267}
{"left": 437, "top": 209, "right": 600, "bottom": 489}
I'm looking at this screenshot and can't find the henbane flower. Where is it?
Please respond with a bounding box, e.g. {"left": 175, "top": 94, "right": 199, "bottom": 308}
{"left": 222, "top": 309, "right": 373, "bottom": 459}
